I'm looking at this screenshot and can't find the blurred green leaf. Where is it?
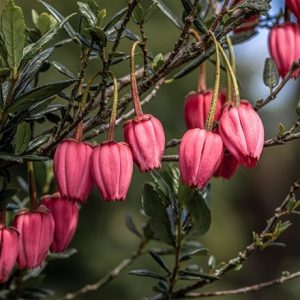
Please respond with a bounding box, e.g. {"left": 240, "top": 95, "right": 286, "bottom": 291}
{"left": 236, "top": 0, "right": 271, "bottom": 12}
{"left": 149, "top": 251, "right": 171, "bottom": 274}
{"left": 15, "top": 122, "right": 31, "bottom": 155}
{"left": 27, "top": 134, "right": 51, "bottom": 152}
{"left": 103, "top": 7, "right": 128, "bottom": 31}
{"left": 88, "top": 0, "right": 99, "bottom": 15}
{"left": 129, "top": 269, "right": 166, "bottom": 281}
{"left": 7, "top": 79, "right": 77, "bottom": 113}
{"left": 296, "top": 99, "right": 300, "bottom": 116}
{"left": 142, "top": 183, "right": 175, "bottom": 245}
{"left": 78, "top": 1, "right": 97, "bottom": 26}
{"left": 125, "top": 213, "right": 142, "bottom": 238}
{"left": 144, "top": 2, "right": 158, "bottom": 22}
{"left": 263, "top": 57, "right": 279, "bottom": 90}
{"left": 1, "top": 0, "right": 26, "bottom": 76}
{"left": 155, "top": 0, "right": 183, "bottom": 29}
{"left": 97, "top": 9, "right": 107, "bottom": 28}
{"left": 51, "top": 61, "right": 75, "bottom": 78}
{"left": 152, "top": 53, "right": 164, "bottom": 70}
{"left": 133, "top": 3, "right": 145, "bottom": 25}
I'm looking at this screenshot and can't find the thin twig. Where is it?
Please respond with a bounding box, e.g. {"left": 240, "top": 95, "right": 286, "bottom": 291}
{"left": 184, "top": 270, "right": 300, "bottom": 298}
{"left": 60, "top": 239, "right": 148, "bottom": 300}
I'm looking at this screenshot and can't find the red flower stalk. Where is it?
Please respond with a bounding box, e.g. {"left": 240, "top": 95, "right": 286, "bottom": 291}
{"left": 42, "top": 193, "right": 78, "bottom": 253}
{"left": 214, "top": 153, "right": 239, "bottom": 179}
{"left": 219, "top": 101, "right": 264, "bottom": 168}
{"left": 91, "top": 141, "right": 133, "bottom": 201}
{"left": 179, "top": 129, "right": 224, "bottom": 189}
{"left": 0, "top": 223, "right": 19, "bottom": 283}
{"left": 269, "top": 23, "right": 300, "bottom": 78}
{"left": 124, "top": 41, "right": 165, "bottom": 172}
{"left": 184, "top": 90, "right": 226, "bottom": 129}
{"left": 13, "top": 206, "right": 54, "bottom": 269}
{"left": 53, "top": 138, "right": 94, "bottom": 204}
{"left": 286, "top": 0, "right": 300, "bottom": 22}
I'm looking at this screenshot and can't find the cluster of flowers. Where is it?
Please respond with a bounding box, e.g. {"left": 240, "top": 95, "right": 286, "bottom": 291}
{"left": 269, "top": 0, "right": 300, "bottom": 78}
{"left": 0, "top": 193, "right": 78, "bottom": 282}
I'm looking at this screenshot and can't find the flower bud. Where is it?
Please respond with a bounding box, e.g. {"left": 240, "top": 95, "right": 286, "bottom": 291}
{"left": 13, "top": 206, "right": 54, "bottom": 269}
{"left": 53, "top": 139, "right": 93, "bottom": 204}
{"left": 124, "top": 114, "right": 165, "bottom": 172}
{"left": 42, "top": 193, "right": 78, "bottom": 253}
{"left": 214, "top": 153, "right": 239, "bottom": 179}
{"left": 0, "top": 225, "right": 19, "bottom": 283}
{"left": 219, "top": 101, "right": 264, "bottom": 168}
{"left": 179, "top": 129, "right": 224, "bottom": 189}
{"left": 269, "top": 23, "right": 300, "bottom": 78}
{"left": 91, "top": 141, "right": 133, "bottom": 201}
{"left": 286, "top": 0, "right": 300, "bottom": 22}
{"left": 184, "top": 90, "right": 226, "bottom": 129}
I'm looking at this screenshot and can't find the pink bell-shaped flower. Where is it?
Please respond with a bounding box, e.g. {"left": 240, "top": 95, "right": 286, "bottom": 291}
{"left": 124, "top": 114, "right": 165, "bottom": 172}
{"left": 91, "top": 141, "right": 133, "bottom": 201}
{"left": 42, "top": 193, "right": 78, "bottom": 253}
{"left": 269, "top": 23, "right": 300, "bottom": 78}
{"left": 179, "top": 129, "right": 224, "bottom": 189}
{"left": 286, "top": 0, "right": 300, "bottom": 22}
{"left": 53, "top": 139, "right": 93, "bottom": 204}
{"left": 219, "top": 101, "right": 264, "bottom": 168}
{"left": 184, "top": 90, "right": 226, "bottom": 129}
{"left": 214, "top": 152, "right": 239, "bottom": 179}
{"left": 13, "top": 206, "right": 54, "bottom": 269}
{"left": 0, "top": 224, "right": 19, "bottom": 283}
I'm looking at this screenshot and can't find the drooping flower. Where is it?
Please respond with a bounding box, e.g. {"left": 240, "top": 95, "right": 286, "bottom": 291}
{"left": 0, "top": 225, "right": 19, "bottom": 283}
{"left": 91, "top": 141, "right": 133, "bottom": 201}
{"left": 13, "top": 206, "right": 54, "bottom": 269}
{"left": 218, "top": 101, "right": 264, "bottom": 168}
{"left": 269, "top": 23, "right": 300, "bottom": 78}
{"left": 214, "top": 152, "right": 239, "bottom": 179}
{"left": 124, "top": 114, "right": 165, "bottom": 172}
{"left": 184, "top": 90, "right": 226, "bottom": 129}
{"left": 53, "top": 139, "right": 94, "bottom": 204}
{"left": 179, "top": 128, "right": 224, "bottom": 189}
{"left": 42, "top": 193, "right": 78, "bottom": 253}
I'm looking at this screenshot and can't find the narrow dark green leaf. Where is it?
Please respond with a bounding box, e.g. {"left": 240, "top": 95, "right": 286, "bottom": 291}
{"left": 7, "top": 79, "right": 77, "bottom": 113}
{"left": 27, "top": 134, "right": 51, "bottom": 152}
{"left": 1, "top": 0, "right": 26, "bottom": 74}
{"left": 0, "top": 152, "right": 23, "bottom": 163}
{"left": 78, "top": 2, "right": 97, "bottom": 26}
{"left": 133, "top": 3, "right": 145, "bottom": 25}
{"left": 263, "top": 57, "right": 279, "bottom": 89}
{"left": 39, "top": 0, "right": 77, "bottom": 39}
{"left": 178, "top": 270, "right": 219, "bottom": 280}
{"left": 51, "top": 61, "right": 75, "bottom": 78}
{"left": 155, "top": 0, "right": 183, "bottom": 29}
{"left": 103, "top": 7, "right": 128, "bottom": 31}
{"left": 14, "top": 48, "right": 54, "bottom": 98}
{"left": 88, "top": 0, "right": 99, "bottom": 15}
{"left": 22, "top": 14, "right": 76, "bottom": 65}
{"left": 149, "top": 251, "right": 171, "bottom": 274}
{"left": 129, "top": 269, "right": 166, "bottom": 281}
{"left": 142, "top": 183, "right": 175, "bottom": 245}
{"left": 125, "top": 213, "right": 142, "bottom": 238}
{"left": 15, "top": 122, "right": 31, "bottom": 155}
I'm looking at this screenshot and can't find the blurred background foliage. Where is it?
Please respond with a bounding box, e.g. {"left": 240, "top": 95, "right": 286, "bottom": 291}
{"left": 1, "top": 0, "right": 299, "bottom": 299}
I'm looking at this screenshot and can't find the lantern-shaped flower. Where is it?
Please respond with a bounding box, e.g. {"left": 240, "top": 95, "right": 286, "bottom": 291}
{"left": 13, "top": 206, "right": 54, "bottom": 269}
{"left": 214, "top": 153, "right": 239, "bottom": 179}
{"left": 0, "top": 224, "right": 19, "bottom": 283}
{"left": 269, "top": 23, "right": 300, "bottom": 78}
{"left": 219, "top": 101, "right": 264, "bottom": 168}
{"left": 91, "top": 141, "right": 133, "bottom": 201}
{"left": 42, "top": 193, "right": 78, "bottom": 253}
{"left": 53, "top": 139, "right": 93, "bottom": 204}
{"left": 179, "top": 129, "right": 224, "bottom": 189}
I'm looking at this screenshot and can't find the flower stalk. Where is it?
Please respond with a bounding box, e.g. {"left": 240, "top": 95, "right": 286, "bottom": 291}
{"left": 107, "top": 73, "right": 119, "bottom": 141}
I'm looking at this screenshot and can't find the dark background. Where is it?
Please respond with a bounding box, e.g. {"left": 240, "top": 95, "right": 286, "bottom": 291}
{"left": 1, "top": 0, "right": 300, "bottom": 299}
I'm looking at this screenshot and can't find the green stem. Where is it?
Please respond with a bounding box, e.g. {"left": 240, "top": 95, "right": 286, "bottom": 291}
{"left": 205, "top": 32, "right": 221, "bottom": 131}
{"left": 28, "top": 161, "right": 38, "bottom": 211}
{"left": 130, "top": 41, "right": 143, "bottom": 116}
{"left": 107, "top": 73, "right": 119, "bottom": 141}
{"left": 225, "top": 35, "right": 235, "bottom": 102}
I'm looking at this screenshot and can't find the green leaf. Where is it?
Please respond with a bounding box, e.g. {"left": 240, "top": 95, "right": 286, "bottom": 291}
{"left": 103, "top": 7, "right": 128, "bottom": 31}
{"left": 142, "top": 183, "right": 175, "bottom": 245}
{"left": 263, "top": 57, "right": 279, "bottom": 90}
{"left": 51, "top": 61, "right": 75, "bottom": 78}
{"left": 14, "top": 122, "right": 31, "bottom": 155}
{"left": 7, "top": 79, "right": 77, "bottom": 113}
{"left": 39, "top": 0, "right": 77, "bottom": 39}
{"left": 78, "top": 1, "right": 97, "bottom": 27}
{"left": 155, "top": 0, "right": 183, "bottom": 29}
{"left": 296, "top": 99, "right": 300, "bottom": 116}
{"left": 37, "top": 12, "right": 57, "bottom": 34}
{"left": 185, "top": 188, "right": 211, "bottom": 236}
{"left": 88, "top": 0, "right": 99, "bottom": 15}
{"left": 129, "top": 269, "right": 166, "bottom": 281}
{"left": 125, "top": 213, "right": 142, "bottom": 238}
{"left": 27, "top": 134, "right": 51, "bottom": 152}
{"left": 97, "top": 9, "right": 107, "bottom": 27}
{"left": 133, "top": 3, "right": 145, "bottom": 25}
{"left": 22, "top": 14, "right": 76, "bottom": 66}
{"left": 144, "top": 2, "right": 158, "bottom": 22}
{"left": 278, "top": 123, "right": 285, "bottom": 137}
{"left": 152, "top": 53, "right": 164, "bottom": 70}
{"left": 149, "top": 251, "right": 171, "bottom": 274}
{"left": 236, "top": 0, "right": 271, "bottom": 12}
{"left": 88, "top": 26, "right": 107, "bottom": 47}
{"left": 1, "top": 0, "right": 26, "bottom": 76}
